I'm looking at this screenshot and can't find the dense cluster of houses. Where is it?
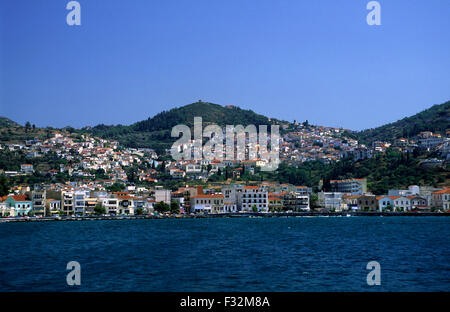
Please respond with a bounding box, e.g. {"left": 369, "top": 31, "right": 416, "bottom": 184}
{"left": 0, "top": 127, "right": 449, "bottom": 217}
{"left": 1, "top": 132, "right": 158, "bottom": 180}
{"left": 318, "top": 179, "right": 450, "bottom": 212}
{"left": 0, "top": 181, "right": 312, "bottom": 217}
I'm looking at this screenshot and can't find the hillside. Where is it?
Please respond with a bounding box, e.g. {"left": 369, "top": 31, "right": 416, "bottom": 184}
{"left": 0, "top": 116, "right": 20, "bottom": 128}
{"left": 350, "top": 101, "right": 450, "bottom": 145}
{"left": 86, "top": 101, "right": 286, "bottom": 152}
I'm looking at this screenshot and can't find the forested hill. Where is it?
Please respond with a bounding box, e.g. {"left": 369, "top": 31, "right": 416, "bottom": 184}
{"left": 0, "top": 116, "right": 20, "bottom": 128}
{"left": 131, "top": 101, "right": 276, "bottom": 131}
{"left": 351, "top": 101, "right": 450, "bottom": 145}
{"left": 85, "top": 101, "right": 285, "bottom": 152}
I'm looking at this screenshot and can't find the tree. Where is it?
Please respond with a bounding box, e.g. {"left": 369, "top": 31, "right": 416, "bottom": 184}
{"left": 252, "top": 205, "right": 258, "bottom": 212}
{"left": 25, "top": 121, "right": 31, "bottom": 133}
{"left": 170, "top": 201, "right": 180, "bottom": 214}
{"left": 0, "top": 175, "right": 9, "bottom": 196}
{"left": 135, "top": 207, "right": 144, "bottom": 215}
{"left": 94, "top": 204, "right": 106, "bottom": 215}
{"left": 107, "top": 183, "right": 125, "bottom": 192}
{"left": 154, "top": 201, "right": 170, "bottom": 213}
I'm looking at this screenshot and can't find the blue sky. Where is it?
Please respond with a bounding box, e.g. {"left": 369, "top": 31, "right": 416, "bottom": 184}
{"left": 0, "top": 0, "right": 449, "bottom": 130}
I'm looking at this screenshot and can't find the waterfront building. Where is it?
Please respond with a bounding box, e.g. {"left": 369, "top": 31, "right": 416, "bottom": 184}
{"left": 3, "top": 195, "right": 32, "bottom": 216}
{"left": 376, "top": 196, "right": 394, "bottom": 212}
{"left": 191, "top": 194, "right": 224, "bottom": 213}
{"left": 31, "top": 186, "right": 46, "bottom": 216}
{"left": 356, "top": 194, "right": 377, "bottom": 211}
{"left": 431, "top": 188, "right": 450, "bottom": 211}
{"left": 154, "top": 186, "right": 171, "bottom": 204}
{"left": 391, "top": 196, "right": 411, "bottom": 211}
{"left": 317, "top": 192, "right": 344, "bottom": 211}
{"left": 74, "top": 188, "right": 90, "bottom": 215}
{"left": 62, "top": 189, "right": 74, "bottom": 215}
{"left": 342, "top": 194, "right": 360, "bottom": 211}
{"left": 408, "top": 195, "right": 429, "bottom": 211}
{"left": 46, "top": 198, "right": 61, "bottom": 215}
{"left": 239, "top": 186, "right": 268, "bottom": 212}
{"left": 330, "top": 179, "right": 367, "bottom": 195}
{"left": 102, "top": 197, "right": 119, "bottom": 215}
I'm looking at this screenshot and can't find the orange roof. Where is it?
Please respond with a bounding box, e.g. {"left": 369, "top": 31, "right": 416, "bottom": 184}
{"left": 244, "top": 186, "right": 259, "bottom": 190}
{"left": 192, "top": 194, "right": 224, "bottom": 199}
{"left": 433, "top": 188, "right": 450, "bottom": 194}
{"left": 11, "top": 195, "right": 29, "bottom": 201}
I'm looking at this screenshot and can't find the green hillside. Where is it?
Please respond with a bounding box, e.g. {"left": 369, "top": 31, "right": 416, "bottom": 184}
{"left": 0, "top": 116, "right": 20, "bottom": 128}
{"left": 86, "top": 101, "right": 284, "bottom": 152}
{"left": 349, "top": 101, "right": 450, "bottom": 145}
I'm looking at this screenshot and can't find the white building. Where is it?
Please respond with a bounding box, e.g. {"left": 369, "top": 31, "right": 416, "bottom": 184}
{"left": 239, "top": 186, "right": 268, "bottom": 212}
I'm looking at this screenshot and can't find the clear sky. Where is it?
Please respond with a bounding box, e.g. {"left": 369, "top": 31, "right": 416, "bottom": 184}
{"left": 0, "top": 0, "right": 449, "bottom": 130}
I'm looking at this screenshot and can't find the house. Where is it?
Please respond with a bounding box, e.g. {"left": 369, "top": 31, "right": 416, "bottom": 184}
{"left": 408, "top": 195, "right": 429, "bottom": 211}
{"left": 191, "top": 194, "right": 224, "bottom": 213}
{"left": 185, "top": 164, "right": 202, "bottom": 175}
{"left": 117, "top": 195, "right": 135, "bottom": 215}
{"left": 170, "top": 169, "right": 185, "bottom": 179}
{"left": 222, "top": 201, "right": 237, "bottom": 213}
{"left": 342, "top": 194, "right": 360, "bottom": 211}
{"left": 102, "top": 197, "right": 119, "bottom": 215}
{"left": 0, "top": 199, "right": 9, "bottom": 216}
{"left": 392, "top": 196, "right": 411, "bottom": 211}
{"left": 431, "top": 188, "right": 450, "bottom": 211}
{"left": 268, "top": 195, "right": 283, "bottom": 212}
{"left": 20, "top": 164, "right": 34, "bottom": 174}
{"left": 3, "top": 195, "right": 33, "bottom": 216}
{"left": 357, "top": 195, "right": 377, "bottom": 211}
{"left": 46, "top": 199, "right": 61, "bottom": 215}
{"left": 376, "top": 196, "right": 394, "bottom": 212}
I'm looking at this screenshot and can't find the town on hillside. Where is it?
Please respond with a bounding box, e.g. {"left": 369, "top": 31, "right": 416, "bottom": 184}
{"left": 0, "top": 124, "right": 449, "bottom": 217}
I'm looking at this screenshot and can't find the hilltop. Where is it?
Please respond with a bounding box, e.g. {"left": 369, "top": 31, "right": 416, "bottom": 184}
{"left": 350, "top": 101, "right": 450, "bottom": 145}
{"left": 85, "top": 101, "right": 287, "bottom": 152}
{"left": 0, "top": 116, "right": 20, "bottom": 128}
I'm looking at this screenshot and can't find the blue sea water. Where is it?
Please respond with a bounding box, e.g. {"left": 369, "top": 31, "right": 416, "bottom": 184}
{"left": 0, "top": 217, "right": 449, "bottom": 292}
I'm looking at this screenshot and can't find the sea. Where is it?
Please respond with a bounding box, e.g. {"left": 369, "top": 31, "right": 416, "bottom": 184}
{"left": 0, "top": 217, "right": 449, "bottom": 291}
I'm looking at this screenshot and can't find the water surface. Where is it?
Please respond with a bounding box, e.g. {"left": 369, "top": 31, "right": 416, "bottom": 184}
{"left": 0, "top": 217, "right": 449, "bottom": 291}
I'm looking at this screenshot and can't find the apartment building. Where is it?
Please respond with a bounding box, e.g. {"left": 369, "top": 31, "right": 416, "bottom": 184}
{"left": 318, "top": 192, "right": 344, "bottom": 211}
{"left": 154, "top": 186, "right": 171, "bottom": 204}
{"left": 191, "top": 194, "right": 224, "bottom": 213}
{"left": 62, "top": 189, "right": 74, "bottom": 215}
{"left": 31, "top": 186, "right": 46, "bottom": 216}
{"left": 330, "top": 179, "right": 367, "bottom": 195}
{"left": 239, "top": 186, "right": 268, "bottom": 212}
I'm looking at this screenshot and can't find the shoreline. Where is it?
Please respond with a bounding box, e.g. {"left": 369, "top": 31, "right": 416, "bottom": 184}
{"left": 1, "top": 211, "right": 449, "bottom": 223}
